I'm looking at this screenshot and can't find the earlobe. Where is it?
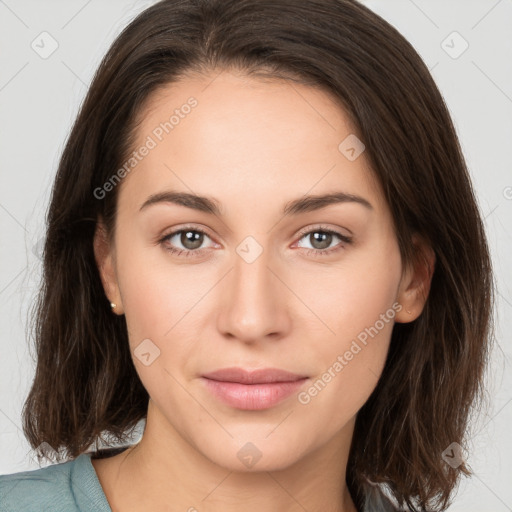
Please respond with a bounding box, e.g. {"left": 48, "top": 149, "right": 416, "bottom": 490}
{"left": 395, "top": 234, "right": 436, "bottom": 323}
{"left": 93, "top": 219, "right": 124, "bottom": 314}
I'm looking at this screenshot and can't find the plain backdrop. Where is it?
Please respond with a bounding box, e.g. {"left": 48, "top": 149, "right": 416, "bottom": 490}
{"left": 0, "top": 0, "right": 511, "bottom": 510}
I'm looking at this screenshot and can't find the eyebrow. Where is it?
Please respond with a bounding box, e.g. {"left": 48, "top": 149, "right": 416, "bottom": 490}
{"left": 139, "top": 190, "right": 373, "bottom": 215}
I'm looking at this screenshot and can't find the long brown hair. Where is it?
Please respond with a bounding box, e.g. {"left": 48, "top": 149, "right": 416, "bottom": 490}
{"left": 22, "top": 1, "right": 494, "bottom": 510}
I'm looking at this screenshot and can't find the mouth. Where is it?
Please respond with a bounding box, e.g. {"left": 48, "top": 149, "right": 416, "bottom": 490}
{"left": 200, "top": 367, "right": 309, "bottom": 410}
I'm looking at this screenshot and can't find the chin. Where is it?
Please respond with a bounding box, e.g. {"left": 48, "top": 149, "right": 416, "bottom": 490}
{"left": 192, "top": 429, "right": 309, "bottom": 473}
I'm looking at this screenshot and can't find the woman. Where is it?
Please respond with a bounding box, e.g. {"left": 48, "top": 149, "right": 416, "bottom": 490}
{"left": 0, "top": 0, "right": 494, "bottom": 511}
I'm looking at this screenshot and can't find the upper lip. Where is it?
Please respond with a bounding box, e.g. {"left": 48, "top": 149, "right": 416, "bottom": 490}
{"left": 202, "top": 367, "right": 307, "bottom": 384}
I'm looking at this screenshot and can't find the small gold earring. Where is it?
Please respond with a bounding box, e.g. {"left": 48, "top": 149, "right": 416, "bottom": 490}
{"left": 110, "top": 302, "right": 116, "bottom": 310}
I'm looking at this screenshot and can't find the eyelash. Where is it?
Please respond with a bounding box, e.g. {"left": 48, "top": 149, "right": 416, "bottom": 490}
{"left": 159, "top": 224, "right": 353, "bottom": 258}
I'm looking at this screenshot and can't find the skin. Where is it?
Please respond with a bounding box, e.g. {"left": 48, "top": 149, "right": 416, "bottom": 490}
{"left": 93, "top": 68, "right": 434, "bottom": 512}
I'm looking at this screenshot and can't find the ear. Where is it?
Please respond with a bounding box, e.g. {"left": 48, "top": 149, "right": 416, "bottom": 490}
{"left": 93, "top": 218, "right": 124, "bottom": 315}
{"left": 394, "top": 233, "right": 435, "bottom": 323}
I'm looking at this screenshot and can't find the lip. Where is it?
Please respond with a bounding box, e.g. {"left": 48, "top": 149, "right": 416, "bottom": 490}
{"left": 201, "top": 367, "right": 309, "bottom": 410}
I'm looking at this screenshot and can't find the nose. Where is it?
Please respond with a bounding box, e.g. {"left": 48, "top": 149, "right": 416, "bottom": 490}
{"left": 216, "top": 241, "right": 292, "bottom": 345}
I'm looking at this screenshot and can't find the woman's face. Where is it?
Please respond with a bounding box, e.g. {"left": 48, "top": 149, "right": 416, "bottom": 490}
{"left": 96, "top": 69, "right": 420, "bottom": 472}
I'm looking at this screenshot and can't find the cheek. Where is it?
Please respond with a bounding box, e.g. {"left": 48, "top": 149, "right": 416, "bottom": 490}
{"left": 113, "top": 244, "right": 190, "bottom": 378}
{"left": 296, "top": 300, "right": 397, "bottom": 439}
{"left": 116, "top": 254, "right": 197, "bottom": 406}
{"left": 116, "top": 240, "right": 208, "bottom": 338}
{"left": 309, "top": 240, "right": 401, "bottom": 344}
{"left": 300, "top": 242, "right": 401, "bottom": 414}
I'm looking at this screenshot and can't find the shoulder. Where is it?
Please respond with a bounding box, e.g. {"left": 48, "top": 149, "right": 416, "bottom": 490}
{"left": 0, "top": 457, "right": 76, "bottom": 512}
{"left": 0, "top": 453, "right": 110, "bottom": 512}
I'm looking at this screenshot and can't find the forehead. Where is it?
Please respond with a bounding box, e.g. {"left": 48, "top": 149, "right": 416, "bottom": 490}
{"left": 117, "top": 69, "right": 385, "bottom": 216}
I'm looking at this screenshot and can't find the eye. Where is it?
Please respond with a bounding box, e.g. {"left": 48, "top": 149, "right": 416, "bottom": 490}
{"left": 159, "top": 224, "right": 353, "bottom": 258}
{"left": 295, "top": 225, "right": 353, "bottom": 257}
{"left": 159, "top": 226, "right": 215, "bottom": 257}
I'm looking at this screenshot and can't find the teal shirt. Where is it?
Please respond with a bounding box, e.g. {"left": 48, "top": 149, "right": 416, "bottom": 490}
{"left": 0, "top": 453, "right": 111, "bottom": 512}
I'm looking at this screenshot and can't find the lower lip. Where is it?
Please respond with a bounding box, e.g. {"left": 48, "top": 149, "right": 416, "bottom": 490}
{"left": 201, "top": 377, "right": 308, "bottom": 410}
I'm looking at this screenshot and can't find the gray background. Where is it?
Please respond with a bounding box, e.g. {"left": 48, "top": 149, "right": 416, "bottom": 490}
{"left": 0, "top": 0, "right": 511, "bottom": 510}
